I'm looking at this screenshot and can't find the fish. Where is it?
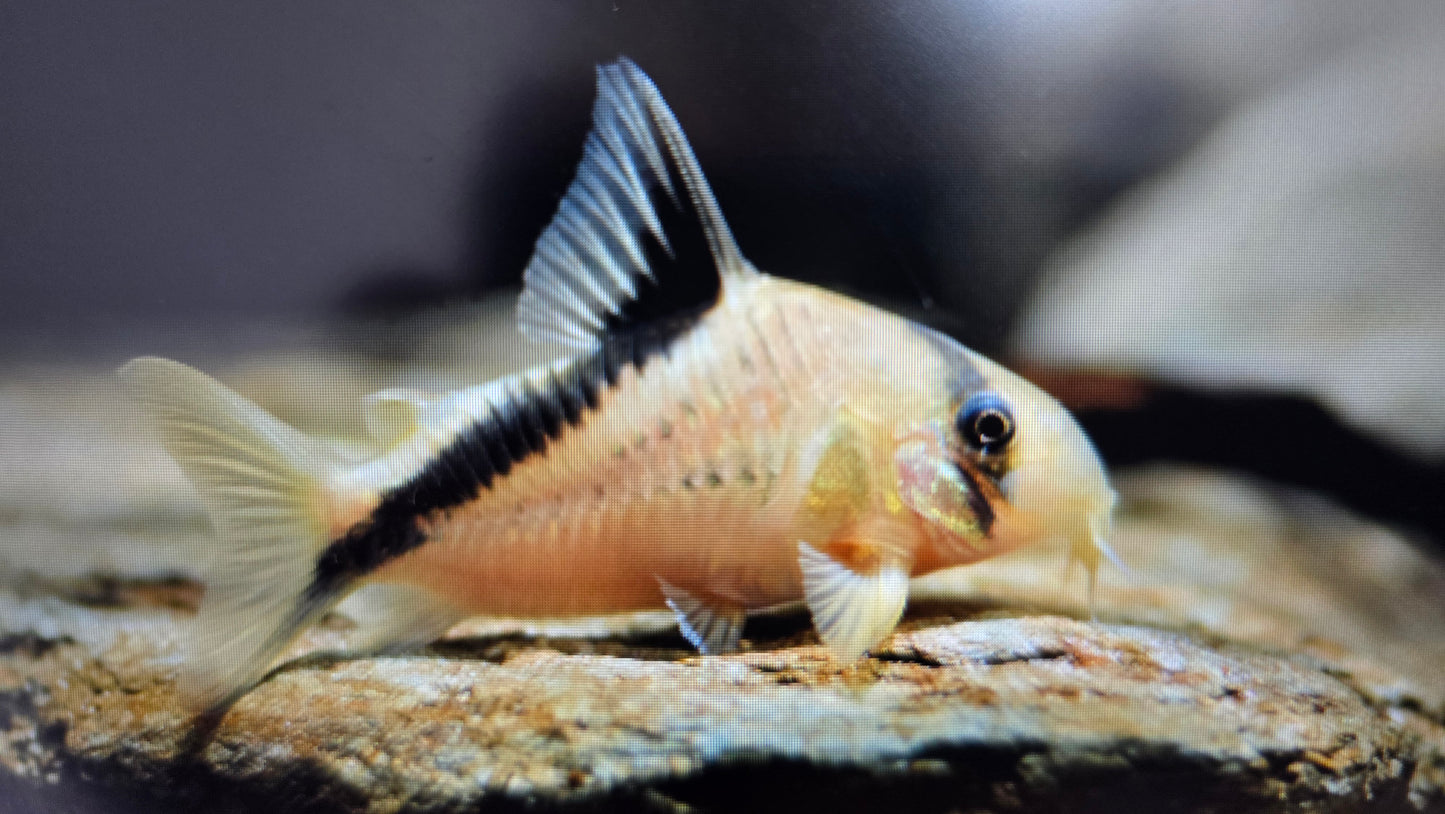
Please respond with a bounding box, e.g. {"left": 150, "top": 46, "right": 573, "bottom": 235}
{"left": 121, "top": 58, "right": 1117, "bottom": 712}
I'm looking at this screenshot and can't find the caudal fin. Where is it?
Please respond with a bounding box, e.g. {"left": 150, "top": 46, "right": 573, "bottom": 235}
{"left": 121, "top": 357, "right": 348, "bottom": 711}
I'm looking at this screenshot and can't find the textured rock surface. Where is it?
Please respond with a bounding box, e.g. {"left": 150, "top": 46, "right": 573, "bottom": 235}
{"left": 1014, "top": 18, "right": 1445, "bottom": 459}
{"left": 2, "top": 361, "right": 1444, "bottom": 813}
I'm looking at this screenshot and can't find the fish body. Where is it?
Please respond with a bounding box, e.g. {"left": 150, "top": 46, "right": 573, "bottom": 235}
{"left": 123, "top": 59, "right": 1116, "bottom": 711}
{"left": 356, "top": 276, "right": 1032, "bottom": 616}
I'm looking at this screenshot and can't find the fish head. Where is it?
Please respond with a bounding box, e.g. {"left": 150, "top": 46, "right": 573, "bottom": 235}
{"left": 892, "top": 337, "right": 1117, "bottom": 577}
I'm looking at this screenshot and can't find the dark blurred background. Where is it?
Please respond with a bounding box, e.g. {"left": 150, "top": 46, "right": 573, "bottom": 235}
{"left": 0, "top": 1, "right": 1364, "bottom": 349}
{"left": 3, "top": 1, "right": 1443, "bottom": 546}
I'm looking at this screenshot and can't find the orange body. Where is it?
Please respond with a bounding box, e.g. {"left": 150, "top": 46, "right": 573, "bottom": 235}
{"left": 361, "top": 276, "right": 1029, "bottom": 617}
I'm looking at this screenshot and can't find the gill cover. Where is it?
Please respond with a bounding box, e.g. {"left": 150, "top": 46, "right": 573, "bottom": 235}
{"left": 894, "top": 438, "right": 990, "bottom": 553}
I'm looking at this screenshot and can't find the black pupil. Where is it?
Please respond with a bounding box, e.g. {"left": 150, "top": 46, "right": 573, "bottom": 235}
{"left": 958, "top": 394, "right": 1014, "bottom": 452}
{"left": 974, "top": 411, "right": 1008, "bottom": 443}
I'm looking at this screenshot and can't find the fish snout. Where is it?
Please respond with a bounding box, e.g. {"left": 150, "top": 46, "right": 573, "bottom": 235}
{"left": 1003, "top": 407, "right": 1119, "bottom": 572}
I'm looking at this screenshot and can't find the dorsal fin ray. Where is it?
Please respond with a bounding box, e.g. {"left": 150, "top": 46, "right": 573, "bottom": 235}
{"left": 517, "top": 58, "right": 751, "bottom": 351}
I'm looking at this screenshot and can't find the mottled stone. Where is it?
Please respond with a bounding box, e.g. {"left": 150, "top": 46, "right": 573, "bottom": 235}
{"left": 2, "top": 608, "right": 1440, "bottom": 814}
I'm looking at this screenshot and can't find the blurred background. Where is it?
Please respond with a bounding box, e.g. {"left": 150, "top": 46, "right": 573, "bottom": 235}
{"left": 5, "top": 8, "right": 1445, "bottom": 809}
{"left": 2, "top": 0, "right": 1443, "bottom": 549}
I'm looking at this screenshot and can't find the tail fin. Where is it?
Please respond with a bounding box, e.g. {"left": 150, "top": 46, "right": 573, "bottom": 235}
{"left": 120, "top": 357, "right": 348, "bottom": 711}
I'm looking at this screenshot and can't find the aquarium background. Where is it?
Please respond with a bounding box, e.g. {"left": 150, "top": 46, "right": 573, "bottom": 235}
{"left": 0, "top": 1, "right": 1404, "bottom": 348}
{"left": 4, "top": 0, "right": 1441, "bottom": 541}
{"left": 2, "top": 4, "right": 1443, "bottom": 811}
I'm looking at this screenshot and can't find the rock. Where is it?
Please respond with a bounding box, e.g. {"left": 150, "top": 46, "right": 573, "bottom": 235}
{"left": 1013, "top": 19, "right": 1445, "bottom": 460}
{"left": 2, "top": 360, "right": 1444, "bottom": 812}
{"left": 3, "top": 615, "right": 1438, "bottom": 814}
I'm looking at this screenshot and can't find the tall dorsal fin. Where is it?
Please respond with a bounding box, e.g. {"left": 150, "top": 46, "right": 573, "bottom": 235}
{"left": 517, "top": 58, "right": 752, "bottom": 351}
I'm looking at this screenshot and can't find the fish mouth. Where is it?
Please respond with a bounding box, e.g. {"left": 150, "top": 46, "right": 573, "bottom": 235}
{"left": 992, "top": 400, "right": 1119, "bottom": 575}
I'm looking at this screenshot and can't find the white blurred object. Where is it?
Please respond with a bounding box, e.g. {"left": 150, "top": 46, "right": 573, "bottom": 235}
{"left": 1014, "top": 23, "right": 1445, "bottom": 460}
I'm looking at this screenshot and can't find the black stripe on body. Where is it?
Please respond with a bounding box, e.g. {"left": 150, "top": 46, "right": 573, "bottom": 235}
{"left": 307, "top": 317, "right": 710, "bottom": 596}
{"left": 308, "top": 58, "right": 736, "bottom": 599}
{"left": 310, "top": 362, "right": 593, "bottom": 594}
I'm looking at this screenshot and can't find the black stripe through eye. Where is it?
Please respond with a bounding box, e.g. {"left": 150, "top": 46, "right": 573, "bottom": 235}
{"left": 951, "top": 462, "right": 996, "bottom": 537}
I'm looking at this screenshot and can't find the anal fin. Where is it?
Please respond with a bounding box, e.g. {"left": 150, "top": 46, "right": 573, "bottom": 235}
{"left": 336, "top": 583, "right": 466, "bottom": 654}
{"left": 657, "top": 578, "right": 746, "bottom": 655}
{"left": 797, "top": 541, "right": 908, "bottom": 661}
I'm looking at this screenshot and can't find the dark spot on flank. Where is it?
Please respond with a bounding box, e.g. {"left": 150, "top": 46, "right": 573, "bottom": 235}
{"left": 737, "top": 349, "right": 755, "bottom": 373}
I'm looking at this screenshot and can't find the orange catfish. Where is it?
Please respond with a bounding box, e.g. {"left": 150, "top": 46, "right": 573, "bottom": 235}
{"left": 122, "top": 58, "right": 1117, "bottom": 712}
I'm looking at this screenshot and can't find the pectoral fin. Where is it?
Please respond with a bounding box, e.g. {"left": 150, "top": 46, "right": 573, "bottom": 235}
{"left": 797, "top": 541, "right": 909, "bottom": 661}
{"left": 657, "top": 578, "right": 746, "bottom": 655}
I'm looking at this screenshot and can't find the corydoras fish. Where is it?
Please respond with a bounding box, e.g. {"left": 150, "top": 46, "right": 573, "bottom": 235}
{"left": 122, "top": 59, "right": 1117, "bottom": 711}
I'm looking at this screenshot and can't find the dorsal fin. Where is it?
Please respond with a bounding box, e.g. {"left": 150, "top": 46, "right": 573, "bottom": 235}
{"left": 517, "top": 57, "right": 752, "bottom": 350}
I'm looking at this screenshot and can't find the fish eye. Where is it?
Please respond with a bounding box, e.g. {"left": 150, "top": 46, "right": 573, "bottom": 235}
{"left": 957, "top": 393, "right": 1015, "bottom": 453}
